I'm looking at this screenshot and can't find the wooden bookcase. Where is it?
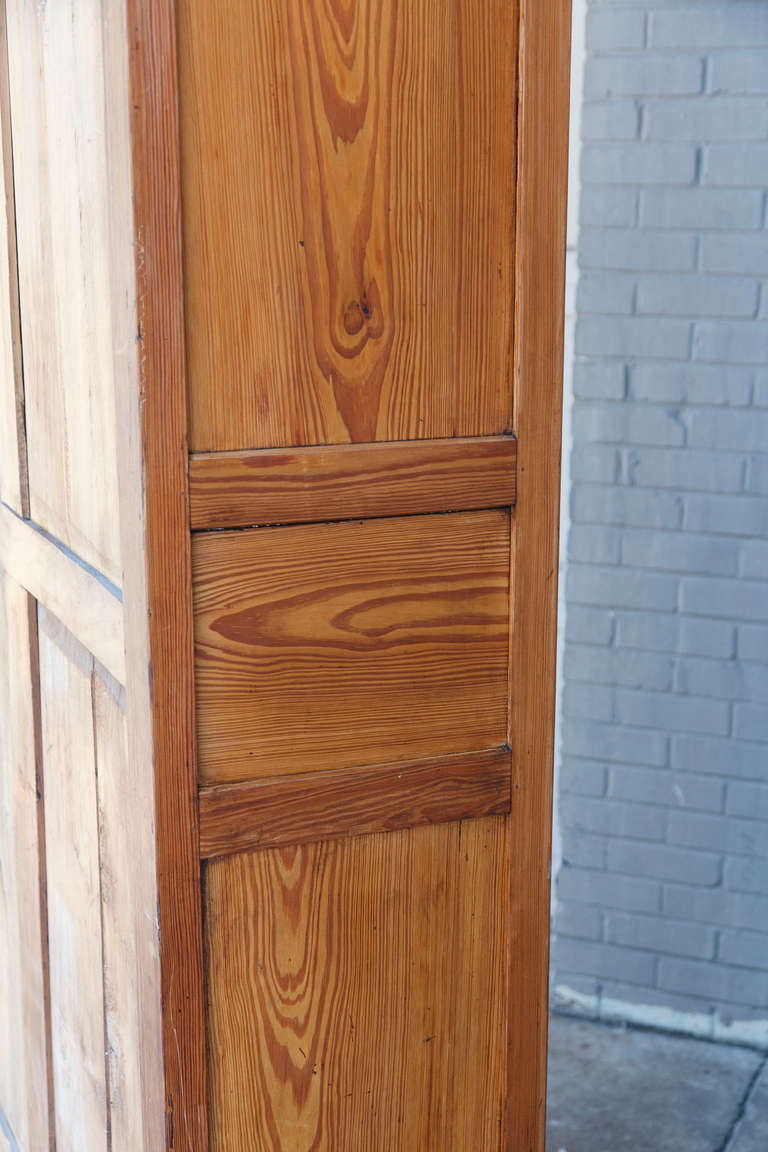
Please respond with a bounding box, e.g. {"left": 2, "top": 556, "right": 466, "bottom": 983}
{"left": 0, "top": 1, "right": 571, "bottom": 1148}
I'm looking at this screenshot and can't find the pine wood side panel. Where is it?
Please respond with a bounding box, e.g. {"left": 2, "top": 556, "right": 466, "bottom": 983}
{"left": 0, "top": 572, "right": 49, "bottom": 1152}
{"left": 193, "top": 509, "right": 510, "bottom": 786}
{"left": 178, "top": 0, "right": 518, "bottom": 451}
{"left": 204, "top": 817, "right": 508, "bottom": 1150}
{"left": 101, "top": 0, "right": 165, "bottom": 1142}
{"left": 38, "top": 608, "right": 109, "bottom": 1152}
{"left": 189, "top": 436, "right": 517, "bottom": 531}
{"left": 5, "top": 0, "right": 121, "bottom": 583}
{"left": 93, "top": 667, "right": 155, "bottom": 1152}
{"left": 199, "top": 747, "right": 512, "bottom": 857}
{"left": 126, "top": 0, "right": 208, "bottom": 1145}
{"left": 506, "top": 0, "right": 571, "bottom": 1147}
{"left": 0, "top": 1, "right": 26, "bottom": 517}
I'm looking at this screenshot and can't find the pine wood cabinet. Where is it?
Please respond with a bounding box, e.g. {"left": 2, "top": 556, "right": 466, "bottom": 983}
{"left": 0, "top": 0, "right": 570, "bottom": 1148}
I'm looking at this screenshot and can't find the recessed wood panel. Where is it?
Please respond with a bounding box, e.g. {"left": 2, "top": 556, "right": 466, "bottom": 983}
{"left": 192, "top": 509, "right": 509, "bottom": 786}
{"left": 204, "top": 816, "right": 507, "bottom": 1150}
{"left": 92, "top": 669, "right": 146, "bottom": 1152}
{"left": 178, "top": 0, "right": 518, "bottom": 451}
{"left": 6, "top": 0, "right": 121, "bottom": 582}
{"left": 38, "top": 608, "right": 109, "bottom": 1152}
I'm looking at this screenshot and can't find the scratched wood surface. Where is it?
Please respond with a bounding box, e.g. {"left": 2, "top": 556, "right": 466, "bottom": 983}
{"left": 193, "top": 509, "right": 509, "bottom": 786}
{"left": 178, "top": 0, "right": 518, "bottom": 451}
{"left": 204, "top": 817, "right": 507, "bottom": 1151}
{"left": 0, "top": 573, "right": 49, "bottom": 1152}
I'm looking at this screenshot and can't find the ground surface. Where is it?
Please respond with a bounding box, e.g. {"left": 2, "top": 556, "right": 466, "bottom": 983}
{"left": 547, "top": 1015, "right": 768, "bottom": 1152}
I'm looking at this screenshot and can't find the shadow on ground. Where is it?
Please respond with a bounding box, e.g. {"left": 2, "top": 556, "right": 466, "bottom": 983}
{"left": 547, "top": 1015, "right": 768, "bottom": 1152}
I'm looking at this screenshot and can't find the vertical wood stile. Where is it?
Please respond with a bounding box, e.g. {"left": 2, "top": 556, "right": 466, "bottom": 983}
{"left": 507, "top": 0, "right": 571, "bottom": 1148}
{"left": 101, "top": 0, "right": 165, "bottom": 1147}
{"left": 125, "top": 1, "right": 208, "bottom": 1148}
{"left": 0, "top": 575, "right": 50, "bottom": 1151}
{"left": 26, "top": 594, "right": 55, "bottom": 1152}
{"left": 0, "top": 0, "right": 27, "bottom": 516}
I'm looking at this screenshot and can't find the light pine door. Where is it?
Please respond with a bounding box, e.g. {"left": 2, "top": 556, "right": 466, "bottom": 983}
{"left": 140, "top": 0, "right": 570, "bottom": 1145}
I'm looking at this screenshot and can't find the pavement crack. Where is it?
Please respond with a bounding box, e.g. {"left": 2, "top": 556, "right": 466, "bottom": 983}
{"left": 719, "top": 1052, "right": 767, "bottom": 1152}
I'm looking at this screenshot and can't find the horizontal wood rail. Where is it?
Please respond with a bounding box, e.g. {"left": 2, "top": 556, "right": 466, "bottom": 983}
{"left": 0, "top": 501, "right": 126, "bottom": 683}
{"left": 198, "top": 746, "right": 512, "bottom": 858}
{"left": 188, "top": 434, "right": 517, "bottom": 531}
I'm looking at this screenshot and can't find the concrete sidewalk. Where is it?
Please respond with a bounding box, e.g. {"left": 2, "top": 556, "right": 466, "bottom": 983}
{"left": 547, "top": 1015, "right": 768, "bottom": 1152}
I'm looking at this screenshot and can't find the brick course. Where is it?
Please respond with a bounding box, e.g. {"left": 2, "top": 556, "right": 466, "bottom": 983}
{"left": 553, "top": 0, "right": 768, "bottom": 1045}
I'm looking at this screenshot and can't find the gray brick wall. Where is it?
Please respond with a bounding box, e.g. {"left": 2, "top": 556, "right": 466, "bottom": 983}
{"left": 553, "top": 0, "right": 768, "bottom": 1047}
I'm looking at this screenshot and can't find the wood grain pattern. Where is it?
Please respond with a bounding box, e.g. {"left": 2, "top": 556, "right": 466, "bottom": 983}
{"left": 101, "top": 0, "right": 166, "bottom": 1143}
{"left": 5, "top": 0, "right": 122, "bottom": 582}
{"left": 0, "top": 501, "right": 125, "bottom": 685}
{"left": 0, "top": 1, "right": 27, "bottom": 517}
{"left": 199, "top": 747, "right": 511, "bottom": 858}
{"left": 27, "top": 593, "right": 56, "bottom": 1151}
{"left": 189, "top": 435, "right": 517, "bottom": 531}
{"left": 126, "top": 0, "right": 209, "bottom": 1144}
{"left": 38, "top": 608, "right": 109, "bottom": 1152}
{"left": 178, "top": 0, "right": 518, "bottom": 451}
{"left": 506, "top": 0, "right": 571, "bottom": 1147}
{"left": 204, "top": 817, "right": 507, "bottom": 1150}
{"left": 0, "top": 573, "right": 50, "bottom": 1152}
{"left": 193, "top": 509, "right": 509, "bottom": 786}
{"left": 93, "top": 666, "right": 152, "bottom": 1152}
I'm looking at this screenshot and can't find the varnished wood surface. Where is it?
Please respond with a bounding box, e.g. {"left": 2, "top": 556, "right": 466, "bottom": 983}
{"left": 204, "top": 817, "right": 507, "bottom": 1150}
{"left": 506, "top": 0, "right": 571, "bottom": 1147}
{"left": 126, "top": 0, "right": 209, "bottom": 1145}
{"left": 193, "top": 509, "right": 509, "bottom": 786}
{"left": 189, "top": 435, "right": 517, "bottom": 530}
{"left": 199, "top": 747, "right": 511, "bottom": 858}
{"left": 6, "top": 0, "right": 122, "bottom": 583}
{"left": 178, "top": 0, "right": 518, "bottom": 451}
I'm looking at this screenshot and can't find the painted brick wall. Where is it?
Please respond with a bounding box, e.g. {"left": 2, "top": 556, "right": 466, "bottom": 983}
{"left": 553, "top": 0, "right": 768, "bottom": 1047}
